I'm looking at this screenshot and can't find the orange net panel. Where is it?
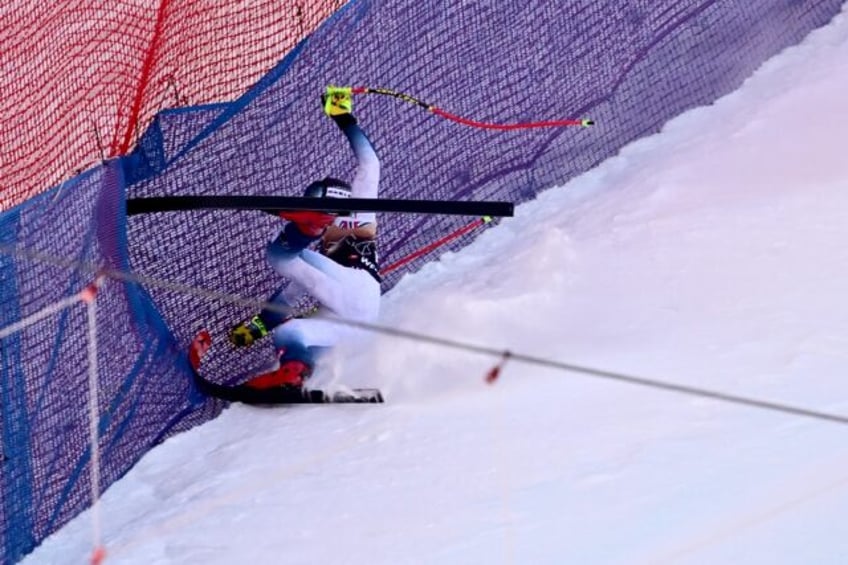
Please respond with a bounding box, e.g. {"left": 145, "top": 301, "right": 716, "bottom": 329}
{"left": 0, "top": 0, "right": 344, "bottom": 211}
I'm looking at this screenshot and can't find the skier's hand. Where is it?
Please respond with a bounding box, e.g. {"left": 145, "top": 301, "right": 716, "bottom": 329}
{"left": 323, "top": 86, "right": 353, "bottom": 116}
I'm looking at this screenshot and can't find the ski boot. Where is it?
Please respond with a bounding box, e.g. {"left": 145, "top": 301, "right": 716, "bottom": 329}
{"left": 244, "top": 352, "right": 313, "bottom": 390}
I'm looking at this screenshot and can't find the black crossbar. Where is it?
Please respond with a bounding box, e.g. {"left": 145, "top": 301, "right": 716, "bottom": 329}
{"left": 126, "top": 195, "right": 514, "bottom": 217}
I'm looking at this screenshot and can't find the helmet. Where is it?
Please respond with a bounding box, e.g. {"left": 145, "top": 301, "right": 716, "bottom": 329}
{"left": 303, "top": 177, "right": 351, "bottom": 199}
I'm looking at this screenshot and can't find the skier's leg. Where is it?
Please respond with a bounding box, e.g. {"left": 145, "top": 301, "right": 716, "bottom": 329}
{"left": 270, "top": 246, "right": 357, "bottom": 313}
{"left": 243, "top": 266, "right": 379, "bottom": 390}
{"left": 229, "top": 222, "right": 321, "bottom": 347}
{"left": 228, "top": 280, "right": 308, "bottom": 347}
{"left": 243, "top": 318, "right": 346, "bottom": 390}
{"left": 256, "top": 279, "right": 309, "bottom": 328}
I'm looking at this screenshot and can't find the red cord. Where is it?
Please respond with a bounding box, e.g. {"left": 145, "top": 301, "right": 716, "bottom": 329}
{"left": 351, "top": 87, "right": 592, "bottom": 130}
{"left": 380, "top": 217, "right": 487, "bottom": 276}
{"left": 432, "top": 107, "right": 585, "bottom": 130}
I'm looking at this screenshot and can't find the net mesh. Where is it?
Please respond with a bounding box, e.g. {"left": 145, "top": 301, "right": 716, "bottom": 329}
{"left": 1, "top": 0, "right": 844, "bottom": 561}
{"left": 0, "top": 0, "right": 345, "bottom": 211}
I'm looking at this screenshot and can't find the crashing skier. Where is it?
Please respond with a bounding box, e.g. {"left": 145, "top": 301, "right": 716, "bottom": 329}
{"left": 225, "top": 87, "right": 382, "bottom": 399}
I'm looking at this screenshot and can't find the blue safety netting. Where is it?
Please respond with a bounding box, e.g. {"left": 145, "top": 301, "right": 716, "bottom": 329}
{"left": 1, "top": 0, "right": 843, "bottom": 561}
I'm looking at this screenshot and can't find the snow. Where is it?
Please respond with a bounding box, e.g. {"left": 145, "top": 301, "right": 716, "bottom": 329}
{"left": 23, "top": 6, "right": 848, "bottom": 564}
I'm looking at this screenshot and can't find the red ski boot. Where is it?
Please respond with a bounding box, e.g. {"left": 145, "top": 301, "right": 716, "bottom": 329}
{"left": 244, "top": 358, "right": 312, "bottom": 390}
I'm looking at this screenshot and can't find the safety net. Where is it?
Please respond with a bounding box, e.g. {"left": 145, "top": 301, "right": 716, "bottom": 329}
{"left": 1, "top": 0, "right": 844, "bottom": 561}
{"left": 0, "top": 1, "right": 345, "bottom": 211}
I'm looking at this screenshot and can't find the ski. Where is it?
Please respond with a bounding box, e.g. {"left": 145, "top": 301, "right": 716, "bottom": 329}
{"left": 127, "top": 194, "right": 514, "bottom": 218}
{"left": 188, "top": 330, "right": 384, "bottom": 405}
{"left": 295, "top": 387, "right": 384, "bottom": 404}
{"left": 195, "top": 377, "right": 384, "bottom": 405}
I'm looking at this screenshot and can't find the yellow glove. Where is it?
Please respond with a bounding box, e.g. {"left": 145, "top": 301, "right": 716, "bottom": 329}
{"left": 323, "top": 86, "right": 353, "bottom": 116}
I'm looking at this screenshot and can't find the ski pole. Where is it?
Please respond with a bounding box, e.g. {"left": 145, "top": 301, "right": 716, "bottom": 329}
{"left": 381, "top": 216, "right": 493, "bottom": 276}
{"left": 350, "top": 86, "right": 594, "bottom": 130}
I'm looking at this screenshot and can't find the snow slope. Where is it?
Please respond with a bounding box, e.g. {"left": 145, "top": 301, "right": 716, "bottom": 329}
{"left": 24, "top": 5, "right": 848, "bottom": 564}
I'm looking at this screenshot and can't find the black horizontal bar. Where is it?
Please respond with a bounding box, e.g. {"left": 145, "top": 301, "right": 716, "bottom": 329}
{"left": 126, "top": 195, "right": 514, "bottom": 217}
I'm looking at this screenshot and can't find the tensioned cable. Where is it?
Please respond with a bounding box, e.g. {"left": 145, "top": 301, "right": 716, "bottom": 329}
{"left": 1, "top": 241, "right": 847, "bottom": 426}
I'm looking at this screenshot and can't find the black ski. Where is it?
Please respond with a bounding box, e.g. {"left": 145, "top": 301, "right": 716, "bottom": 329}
{"left": 188, "top": 330, "right": 383, "bottom": 405}
{"left": 196, "top": 378, "right": 383, "bottom": 405}
{"left": 127, "top": 195, "right": 514, "bottom": 218}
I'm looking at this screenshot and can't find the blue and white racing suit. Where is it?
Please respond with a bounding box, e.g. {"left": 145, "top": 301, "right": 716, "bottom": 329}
{"left": 263, "top": 114, "right": 381, "bottom": 367}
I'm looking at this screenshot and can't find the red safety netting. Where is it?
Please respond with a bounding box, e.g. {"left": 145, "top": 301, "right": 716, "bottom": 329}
{"left": 0, "top": 0, "right": 344, "bottom": 211}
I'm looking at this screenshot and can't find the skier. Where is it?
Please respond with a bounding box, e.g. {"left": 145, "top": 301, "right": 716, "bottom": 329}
{"left": 228, "top": 87, "right": 382, "bottom": 391}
